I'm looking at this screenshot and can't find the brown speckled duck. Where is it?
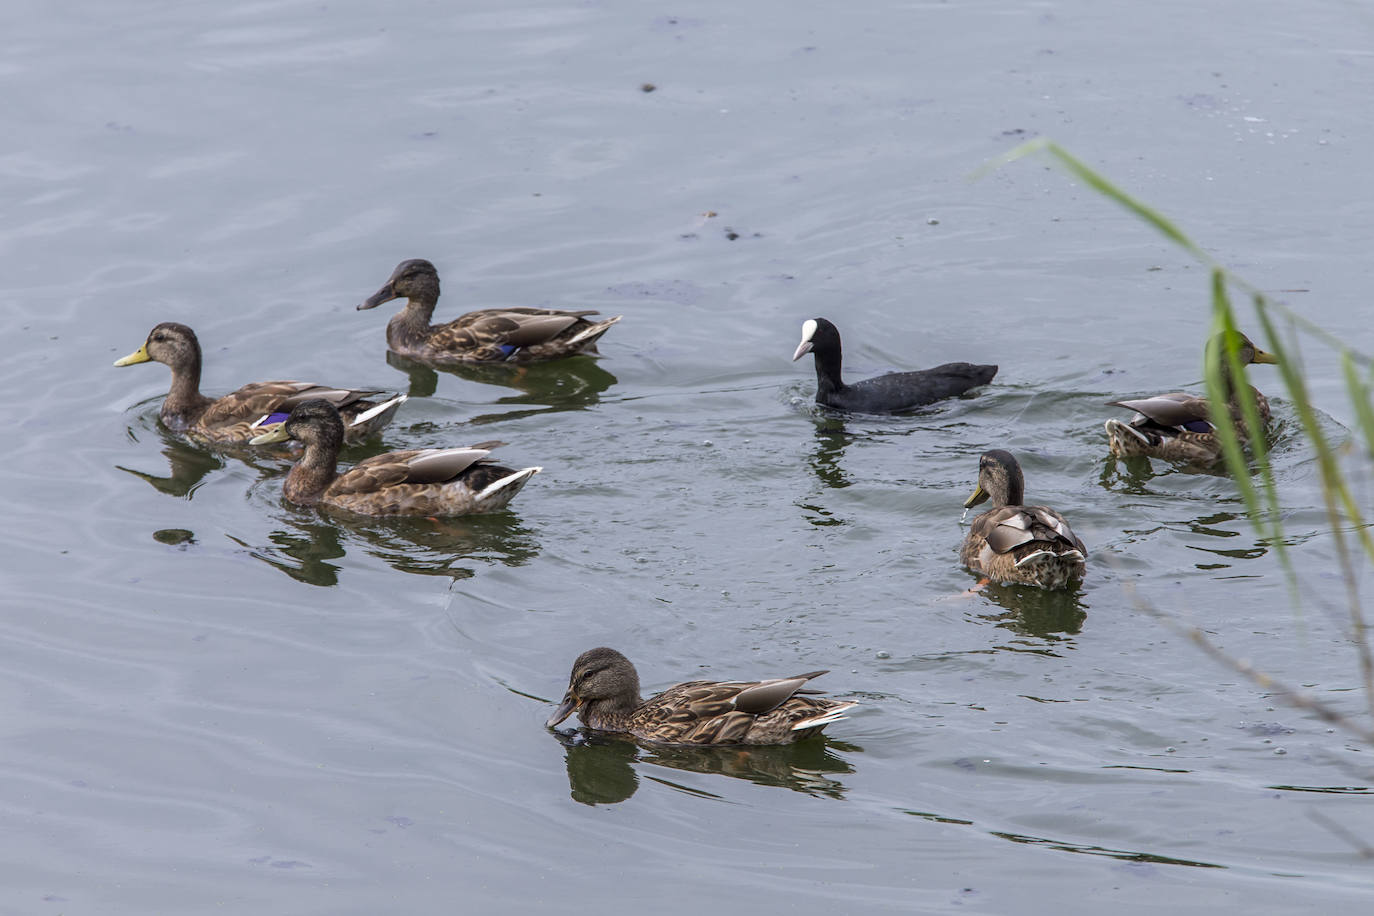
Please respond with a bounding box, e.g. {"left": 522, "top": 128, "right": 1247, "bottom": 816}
{"left": 1105, "top": 331, "right": 1278, "bottom": 464}
{"left": 115, "top": 322, "right": 405, "bottom": 445}
{"left": 249, "top": 399, "right": 539, "bottom": 516}
{"left": 357, "top": 259, "right": 622, "bottom": 364}
{"left": 546, "top": 647, "right": 857, "bottom": 746}
{"left": 961, "top": 449, "right": 1086, "bottom": 589}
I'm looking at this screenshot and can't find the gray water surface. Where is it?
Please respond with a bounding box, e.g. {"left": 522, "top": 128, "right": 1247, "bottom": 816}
{"left": 5, "top": 0, "right": 1374, "bottom": 912}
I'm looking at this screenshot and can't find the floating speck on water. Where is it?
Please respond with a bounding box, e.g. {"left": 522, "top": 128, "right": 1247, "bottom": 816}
{"left": 153, "top": 528, "right": 195, "bottom": 546}
{"left": 876, "top": 651, "right": 891, "bottom": 659}
{"left": 1166, "top": 746, "right": 1177, "bottom": 753}
{"left": 640, "top": 83, "right": 656, "bottom": 93}
{"left": 702, "top": 440, "right": 714, "bottom": 447}
{"left": 926, "top": 218, "right": 939, "bottom": 225}
{"left": 1274, "top": 747, "right": 1287, "bottom": 755}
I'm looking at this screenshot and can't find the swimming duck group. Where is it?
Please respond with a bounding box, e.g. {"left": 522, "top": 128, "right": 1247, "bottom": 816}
{"left": 115, "top": 259, "right": 1280, "bottom": 748}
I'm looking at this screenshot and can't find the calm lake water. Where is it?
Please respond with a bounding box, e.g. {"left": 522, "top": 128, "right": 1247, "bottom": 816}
{"left": 5, "top": 0, "right": 1374, "bottom": 911}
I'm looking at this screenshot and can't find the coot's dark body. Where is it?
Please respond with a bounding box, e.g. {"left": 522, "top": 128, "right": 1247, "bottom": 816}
{"left": 792, "top": 317, "right": 996, "bottom": 414}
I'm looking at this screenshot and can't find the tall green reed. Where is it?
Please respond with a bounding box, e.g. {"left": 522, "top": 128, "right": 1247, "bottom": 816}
{"left": 984, "top": 139, "right": 1374, "bottom": 728}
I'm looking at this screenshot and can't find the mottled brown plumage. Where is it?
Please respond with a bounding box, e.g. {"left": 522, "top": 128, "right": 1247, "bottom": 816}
{"left": 114, "top": 322, "right": 405, "bottom": 445}
{"left": 546, "top": 647, "right": 856, "bottom": 746}
{"left": 250, "top": 399, "right": 539, "bottom": 516}
{"left": 961, "top": 450, "right": 1086, "bottom": 589}
{"left": 357, "top": 259, "right": 622, "bottom": 363}
{"left": 1105, "top": 331, "right": 1277, "bottom": 464}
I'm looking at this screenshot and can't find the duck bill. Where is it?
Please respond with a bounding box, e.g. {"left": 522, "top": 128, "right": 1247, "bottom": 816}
{"left": 963, "top": 484, "right": 989, "bottom": 509}
{"left": 545, "top": 692, "right": 581, "bottom": 728}
{"left": 113, "top": 343, "right": 151, "bottom": 367}
{"left": 249, "top": 425, "right": 291, "bottom": 446}
{"left": 791, "top": 340, "right": 814, "bottom": 362}
{"left": 357, "top": 282, "right": 397, "bottom": 311}
{"left": 1251, "top": 348, "right": 1278, "bottom": 365}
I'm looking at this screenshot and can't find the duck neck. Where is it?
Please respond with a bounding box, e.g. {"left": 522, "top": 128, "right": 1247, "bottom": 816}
{"left": 580, "top": 694, "right": 643, "bottom": 732}
{"left": 387, "top": 295, "right": 439, "bottom": 350}
{"left": 161, "top": 351, "right": 212, "bottom": 429}
{"left": 999, "top": 476, "right": 1024, "bottom": 507}
{"left": 283, "top": 439, "right": 340, "bottom": 505}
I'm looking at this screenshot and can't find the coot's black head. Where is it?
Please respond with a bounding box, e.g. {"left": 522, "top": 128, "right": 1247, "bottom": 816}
{"left": 792, "top": 317, "right": 841, "bottom": 361}
{"left": 358, "top": 258, "right": 440, "bottom": 310}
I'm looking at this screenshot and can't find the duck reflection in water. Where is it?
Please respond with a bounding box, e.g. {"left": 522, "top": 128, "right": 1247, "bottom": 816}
{"left": 1099, "top": 450, "right": 1232, "bottom": 495}
{"left": 386, "top": 350, "right": 617, "bottom": 411}
{"left": 117, "top": 428, "right": 225, "bottom": 499}
{"left": 233, "top": 511, "right": 540, "bottom": 587}
{"left": 968, "top": 581, "right": 1088, "bottom": 640}
{"left": 117, "top": 422, "right": 289, "bottom": 499}
{"left": 554, "top": 729, "right": 859, "bottom": 806}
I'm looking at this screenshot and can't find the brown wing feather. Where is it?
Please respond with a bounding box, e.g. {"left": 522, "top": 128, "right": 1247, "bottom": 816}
{"left": 199, "top": 381, "right": 383, "bottom": 427}
{"left": 631, "top": 673, "right": 847, "bottom": 744}
{"left": 329, "top": 447, "right": 496, "bottom": 496}
{"left": 1110, "top": 392, "right": 1211, "bottom": 428}
{"left": 733, "top": 672, "right": 829, "bottom": 714}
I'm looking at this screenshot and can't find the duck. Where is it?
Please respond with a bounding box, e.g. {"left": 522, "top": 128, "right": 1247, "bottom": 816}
{"left": 114, "top": 322, "right": 406, "bottom": 445}
{"left": 791, "top": 317, "right": 996, "bottom": 413}
{"left": 546, "top": 647, "right": 857, "bottom": 746}
{"left": 1105, "top": 331, "right": 1278, "bottom": 464}
{"left": 249, "top": 399, "right": 539, "bottom": 516}
{"left": 961, "top": 449, "right": 1086, "bottom": 589}
{"left": 356, "top": 258, "right": 622, "bottom": 363}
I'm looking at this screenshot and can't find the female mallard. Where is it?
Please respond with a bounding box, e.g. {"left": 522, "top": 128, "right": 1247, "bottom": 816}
{"left": 249, "top": 399, "right": 539, "bottom": 516}
{"left": 792, "top": 317, "right": 996, "bottom": 413}
{"left": 961, "top": 449, "right": 1086, "bottom": 589}
{"left": 1105, "top": 331, "right": 1278, "bottom": 464}
{"left": 115, "top": 322, "right": 406, "bottom": 445}
{"left": 546, "top": 647, "right": 856, "bottom": 746}
{"left": 357, "top": 259, "right": 622, "bottom": 363}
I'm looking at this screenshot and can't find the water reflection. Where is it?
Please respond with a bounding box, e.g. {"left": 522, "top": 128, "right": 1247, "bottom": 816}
{"left": 228, "top": 517, "right": 346, "bottom": 587}
{"left": 386, "top": 350, "right": 617, "bottom": 412}
{"left": 808, "top": 420, "right": 857, "bottom": 490}
{"left": 117, "top": 423, "right": 294, "bottom": 499}
{"left": 232, "top": 512, "right": 540, "bottom": 586}
{"left": 116, "top": 427, "right": 226, "bottom": 498}
{"left": 554, "top": 730, "right": 859, "bottom": 805}
{"left": 1099, "top": 452, "right": 1235, "bottom": 494}
{"left": 970, "top": 580, "right": 1088, "bottom": 640}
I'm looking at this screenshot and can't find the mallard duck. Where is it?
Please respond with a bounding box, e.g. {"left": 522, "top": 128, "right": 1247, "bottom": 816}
{"left": 961, "top": 449, "right": 1086, "bottom": 589}
{"left": 356, "top": 259, "right": 622, "bottom": 363}
{"left": 1105, "top": 331, "right": 1278, "bottom": 464}
{"left": 249, "top": 399, "right": 539, "bottom": 516}
{"left": 546, "top": 647, "right": 857, "bottom": 746}
{"left": 792, "top": 317, "right": 996, "bottom": 413}
{"left": 114, "top": 322, "right": 406, "bottom": 445}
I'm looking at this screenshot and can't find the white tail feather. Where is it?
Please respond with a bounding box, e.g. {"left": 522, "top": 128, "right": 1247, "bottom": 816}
{"left": 350, "top": 393, "right": 408, "bottom": 427}
{"left": 1104, "top": 418, "right": 1149, "bottom": 444}
{"left": 567, "top": 315, "right": 622, "bottom": 347}
{"left": 475, "top": 466, "right": 541, "bottom": 502}
{"left": 791, "top": 701, "right": 858, "bottom": 730}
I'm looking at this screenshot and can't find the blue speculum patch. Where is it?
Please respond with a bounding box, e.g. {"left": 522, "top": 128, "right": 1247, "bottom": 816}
{"left": 1180, "top": 418, "right": 1213, "bottom": 433}
{"left": 259, "top": 412, "right": 290, "bottom": 427}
